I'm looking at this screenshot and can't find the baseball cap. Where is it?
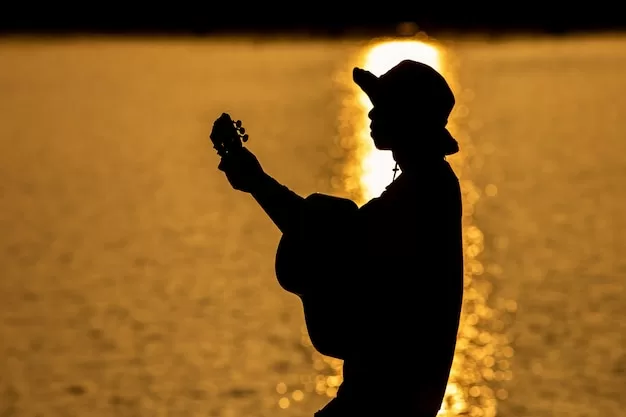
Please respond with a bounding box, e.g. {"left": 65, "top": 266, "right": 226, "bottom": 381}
{"left": 353, "top": 59, "right": 459, "bottom": 156}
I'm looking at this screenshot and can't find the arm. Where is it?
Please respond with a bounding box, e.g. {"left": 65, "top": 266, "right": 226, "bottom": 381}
{"left": 216, "top": 146, "right": 361, "bottom": 238}
{"left": 218, "top": 147, "right": 305, "bottom": 234}
{"left": 249, "top": 172, "right": 306, "bottom": 235}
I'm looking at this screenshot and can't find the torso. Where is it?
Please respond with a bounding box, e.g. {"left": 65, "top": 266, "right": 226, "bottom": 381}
{"left": 327, "top": 161, "right": 464, "bottom": 416}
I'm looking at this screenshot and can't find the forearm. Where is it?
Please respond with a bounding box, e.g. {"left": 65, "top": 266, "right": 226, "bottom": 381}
{"left": 250, "top": 173, "right": 305, "bottom": 234}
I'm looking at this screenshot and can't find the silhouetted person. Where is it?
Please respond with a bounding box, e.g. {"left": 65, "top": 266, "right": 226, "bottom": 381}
{"left": 217, "top": 60, "right": 464, "bottom": 417}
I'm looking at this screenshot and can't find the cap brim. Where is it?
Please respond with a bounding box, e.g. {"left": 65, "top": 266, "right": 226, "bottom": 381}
{"left": 353, "top": 67, "right": 380, "bottom": 104}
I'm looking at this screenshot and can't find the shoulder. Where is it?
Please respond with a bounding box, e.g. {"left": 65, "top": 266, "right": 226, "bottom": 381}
{"left": 306, "top": 193, "right": 357, "bottom": 206}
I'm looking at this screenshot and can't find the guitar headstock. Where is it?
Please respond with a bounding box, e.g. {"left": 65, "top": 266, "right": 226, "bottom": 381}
{"left": 209, "top": 113, "right": 249, "bottom": 157}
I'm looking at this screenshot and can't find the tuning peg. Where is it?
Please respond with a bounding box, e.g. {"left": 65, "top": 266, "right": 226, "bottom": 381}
{"left": 235, "top": 120, "right": 242, "bottom": 128}
{"left": 242, "top": 134, "right": 249, "bottom": 142}
{"left": 239, "top": 127, "right": 246, "bottom": 134}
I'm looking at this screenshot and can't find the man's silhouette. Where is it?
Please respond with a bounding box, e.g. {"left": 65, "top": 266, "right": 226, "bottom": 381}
{"left": 217, "top": 60, "right": 464, "bottom": 417}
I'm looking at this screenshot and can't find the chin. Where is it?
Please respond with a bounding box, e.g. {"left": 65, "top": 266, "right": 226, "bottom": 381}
{"left": 371, "top": 133, "right": 393, "bottom": 150}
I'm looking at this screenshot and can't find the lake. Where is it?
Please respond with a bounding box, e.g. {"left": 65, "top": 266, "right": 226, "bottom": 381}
{"left": 0, "top": 33, "right": 624, "bottom": 417}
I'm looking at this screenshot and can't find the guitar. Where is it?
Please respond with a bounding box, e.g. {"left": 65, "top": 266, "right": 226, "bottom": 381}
{"left": 210, "top": 113, "right": 359, "bottom": 359}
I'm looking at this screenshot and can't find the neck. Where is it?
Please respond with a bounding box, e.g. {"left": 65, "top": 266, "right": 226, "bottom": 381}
{"left": 392, "top": 149, "right": 445, "bottom": 174}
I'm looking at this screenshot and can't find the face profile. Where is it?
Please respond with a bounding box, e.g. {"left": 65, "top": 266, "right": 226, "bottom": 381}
{"left": 368, "top": 105, "right": 398, "bottom": 151}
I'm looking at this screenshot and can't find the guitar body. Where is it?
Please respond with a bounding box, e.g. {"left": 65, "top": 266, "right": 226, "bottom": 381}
{"left": 275, "top": 193, "right": 359, "bottom": 359}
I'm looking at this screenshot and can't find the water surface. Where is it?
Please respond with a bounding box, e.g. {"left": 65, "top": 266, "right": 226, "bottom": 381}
{"left": 0, "top": 34, "right": 624, "bottom": 417}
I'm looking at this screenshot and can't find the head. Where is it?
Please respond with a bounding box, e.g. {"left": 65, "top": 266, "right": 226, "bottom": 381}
{"left": 353, "top": 60, "right": 459, "bottom": 158}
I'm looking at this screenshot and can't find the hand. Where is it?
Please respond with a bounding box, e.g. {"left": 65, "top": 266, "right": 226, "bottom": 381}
{"left": 218, "top": 147, "right": 266, "bottom": 193}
